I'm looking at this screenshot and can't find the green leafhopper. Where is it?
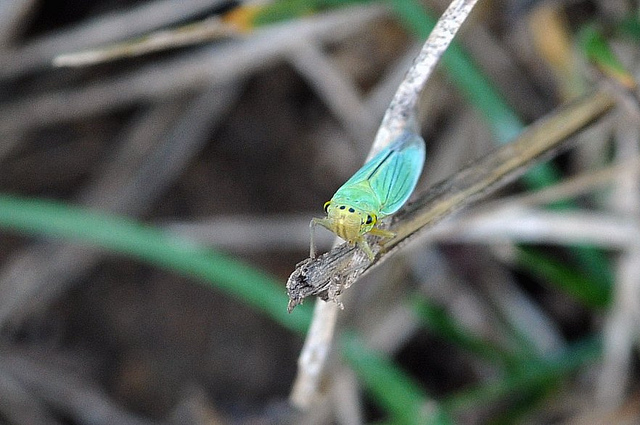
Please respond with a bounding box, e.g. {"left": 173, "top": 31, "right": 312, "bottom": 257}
{"left": 310, "top": 131, "right": 426, "bottom": 260}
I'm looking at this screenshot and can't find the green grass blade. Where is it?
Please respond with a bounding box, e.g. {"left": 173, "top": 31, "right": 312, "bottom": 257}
{"left": 389, "top": 0, "right": 522, "bottom": 143}
{"left": 340, "top": 331, "right": 453, "bottom": 425}
{"left": 579, "top": 24, "right": 636, "bottom": 88}
{"left": 443, "top": 336, "right": 600, "bottom": 413}
{"left": 517, "top": 246, "right": 611, "bottom": 308}
{"left": 0, "top": 194, "right": 465, "bottom": 424}
{"left": 411, "top": 297, "right": 519, "bottom": 367}
{"left": 390, "top": 0, "right": 612, "bottom": 300}
{"left": 251, "top": 0, "right": 369, "bottom": 26}
{"left": 618, "top": 16, "right": 640, "bottom": 39}
{"left": 0, "top": 194, "right": 312, "bottom": 334}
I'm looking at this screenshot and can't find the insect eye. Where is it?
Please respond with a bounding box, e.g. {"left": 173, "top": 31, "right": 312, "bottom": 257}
{"left": 323, "top": 201, "right": 331, "bottom": 213}
{"left": 366, "top": 215, "right": 374, "bottom": 225}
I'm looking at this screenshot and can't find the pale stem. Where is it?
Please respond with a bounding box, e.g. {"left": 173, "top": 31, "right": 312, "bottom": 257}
{"left": 290, "top": 0, "right": 481, "bottom": 410}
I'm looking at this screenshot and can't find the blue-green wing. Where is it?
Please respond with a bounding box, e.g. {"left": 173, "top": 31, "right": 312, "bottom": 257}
{"left": 339, "top": 131, "right": 426, "bottom": 216}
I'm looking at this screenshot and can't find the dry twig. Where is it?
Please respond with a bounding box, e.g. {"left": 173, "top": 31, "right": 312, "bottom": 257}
{"left": 288, "top": 0, "right": 482, "bottom": 409}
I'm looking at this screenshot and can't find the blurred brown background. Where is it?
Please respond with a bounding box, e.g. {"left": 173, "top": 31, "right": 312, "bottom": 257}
{"left": 1, "top": 0, "right": 639, "bottom": 424}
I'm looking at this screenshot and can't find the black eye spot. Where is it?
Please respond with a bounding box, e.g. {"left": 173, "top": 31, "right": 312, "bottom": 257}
{"left": 323, "top": 202, "right": 331, "bottom": 213}
{"left": 366, "top": 215, "right": 373, "bottom": 224}
{"left": 348, "top": 208, "right": 355, "bottom": 213}
{"left": 339, "top": 205, "right": 346, "bottom": 210}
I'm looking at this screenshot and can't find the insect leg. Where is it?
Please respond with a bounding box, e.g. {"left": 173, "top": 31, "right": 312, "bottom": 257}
{"left": 368, "top": 227, "right": 395, "bottom": 239}
{"left": 357, "top": 238, "right": 376, "bottom": 262}
{"left": 309, "top": 218, "right": 319, "bottom": 258}
{"left": 366, "top": 227, "right": 396, "bottom": 256}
